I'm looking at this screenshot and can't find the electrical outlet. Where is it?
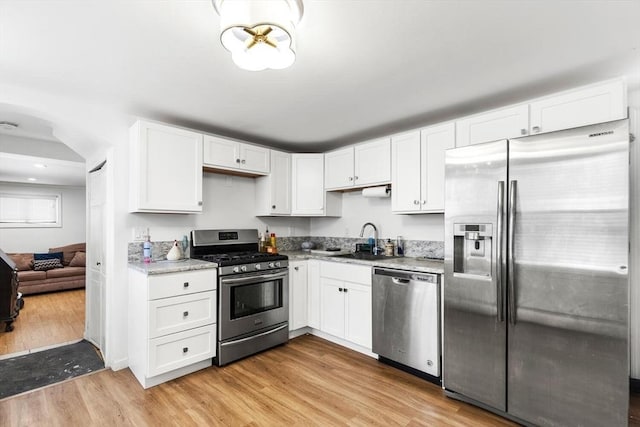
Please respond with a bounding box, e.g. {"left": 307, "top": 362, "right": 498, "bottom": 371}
{"left": 133, "top": 227, "right": 147, "bottom": 242}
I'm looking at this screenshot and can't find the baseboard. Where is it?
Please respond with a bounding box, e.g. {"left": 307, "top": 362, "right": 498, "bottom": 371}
{"left": 306, "top": 328, "right": 376, "bottom": 358}
{"left": 108, "top": 357, "right": 129, "bottom": 371}
{"left": 631, "top": 377, "right": 640, "bottom": 393}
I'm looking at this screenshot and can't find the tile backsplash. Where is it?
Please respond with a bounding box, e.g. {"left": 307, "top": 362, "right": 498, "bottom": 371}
{"left": 128, "top": 236, "right": 444, "bottom": 262}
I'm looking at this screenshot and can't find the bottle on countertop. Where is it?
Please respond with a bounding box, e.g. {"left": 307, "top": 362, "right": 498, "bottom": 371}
{"left": 268, "top": 233, "right": 277, "bottom": 254}
{"left": 385, "top": 239, "right": 395, "bottom": 256}
{"left": 143, "top": 233, "right": 152, "bottom": 263}
{"left": 396, "top": 235, "right": 404, "bottom": 256}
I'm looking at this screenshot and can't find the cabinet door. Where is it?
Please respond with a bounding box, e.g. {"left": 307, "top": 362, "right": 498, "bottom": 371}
{"left": 420, "top": 122, "right": 455, "bottom": 212}
{"left": 344, "top": 282, "right": 372, "bottom": 349}
{"left": 391, "top": 130, "right": 421, "bottom": 212}
{"left": 130, "top": 120, "right": 203, "bottom": 213}
{"left": 203, "top": 135, "right": 239, "bottom": 169}
{"left": 291, "top": 153, "right": 325, "bottom": 215}
{"left": 456, "top": 104, "right": 529, "bottom": 147}
{"left": 307, "top": 260, "right": 321, "bottom": 329}
{"left": 289, "top": 261, "right": 308, "bottom": 331}
{"left": 240, "top": 144, "right": 270, "bottom": 174}
{"left": 324, "top": 147, "right": 354, "bottom": 190}
{"left": 320, "top": 277, "right": 345, "bottom": 338}
{"left": 354, "top": 137, "right": 391, "bottom": 187}
{"left": 529, "top": 79, "right": 626, "bottom": 135}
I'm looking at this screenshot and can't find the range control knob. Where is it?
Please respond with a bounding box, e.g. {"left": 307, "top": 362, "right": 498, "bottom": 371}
{"left": 255, "top": 263, "right": 262, "bottom": 270}
{"left": 268, "top": 262, "right": 275, "bottom": 268}
{"left": 233, "top": 266, "right": 240, "bottom": 273}
{"left": 240, "top": 265, "right": 247, "bottom": 272}
{"left": 275, "top": 261, "right": 281, "bottom": 267}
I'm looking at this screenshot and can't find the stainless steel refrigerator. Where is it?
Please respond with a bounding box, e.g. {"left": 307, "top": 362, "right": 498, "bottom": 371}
{"left": 443, "top": 119, "right": 629, "bottom": 426}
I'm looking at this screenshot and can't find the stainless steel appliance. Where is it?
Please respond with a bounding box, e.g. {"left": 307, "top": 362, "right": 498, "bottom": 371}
{"left": 443, "top": 119, "right": 630, "bottom": 426}
{"left": 372, "top": 267, "right": 440, "bottom": 378}
{"left": 190, "top": 229, "right": 289, "bottom": 366}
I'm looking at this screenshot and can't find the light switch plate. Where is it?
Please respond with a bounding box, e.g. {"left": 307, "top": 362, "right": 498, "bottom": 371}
{"left": 133, "top": 227, "right": 147, "bottom": 242}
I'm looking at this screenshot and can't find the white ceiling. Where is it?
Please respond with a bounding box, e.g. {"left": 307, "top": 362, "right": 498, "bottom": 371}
{"left": 0, "top": 0, "right": 639, "bottom": 157}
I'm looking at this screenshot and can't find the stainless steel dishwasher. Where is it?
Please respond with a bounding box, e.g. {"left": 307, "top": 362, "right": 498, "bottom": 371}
{"left": 372, "top": 267, "right": 441, "bottom": 378}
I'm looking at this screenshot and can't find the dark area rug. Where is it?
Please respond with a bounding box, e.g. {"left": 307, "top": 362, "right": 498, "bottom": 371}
{"left": 0, "top": 340, "right": 104, "bottom": 399}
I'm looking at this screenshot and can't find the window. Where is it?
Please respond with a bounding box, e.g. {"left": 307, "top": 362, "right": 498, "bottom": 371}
{"left": 0, "top": 193, "right": 61, "bottom": 228}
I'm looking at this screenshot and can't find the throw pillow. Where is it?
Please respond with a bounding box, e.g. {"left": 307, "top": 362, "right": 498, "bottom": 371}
{"left": 8, "top": 253, "right": 34, "bottom": 271}
{"left": 33, "top": 258, "right": 63, "bottom": 271}
{"left": 69, "top": 251, "right": 86, "bottom": 267}
{"left": 34, "top": 252, "right": 64, "bottom": 263}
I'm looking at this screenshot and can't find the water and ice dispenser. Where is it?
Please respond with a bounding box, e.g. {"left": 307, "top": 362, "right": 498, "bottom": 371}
{"left": 453, "top": 224, "right": 493, "bottom": 277}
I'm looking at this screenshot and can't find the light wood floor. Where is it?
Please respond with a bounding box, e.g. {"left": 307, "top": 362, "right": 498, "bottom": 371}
{"left": 0, "top": 333, "right": 638, "bottom": 426}
{"left": 0, "top": 289, "right": 85, "bottom": 355}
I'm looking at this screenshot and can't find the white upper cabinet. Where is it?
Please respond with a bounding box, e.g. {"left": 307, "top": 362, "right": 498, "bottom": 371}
{"left": 456, "top": 104, "right": 529, "bottom": 147}
{"left": 391, "top": 123, "right": 454, "bottom": 213}
{"left": 529, "top": 79, "right": 626, "bottom": 135}
{"left": 203, "top": 135, "right": 270, "bottom": 175}
{"left": 255, "top": 150, "right": 291, "bottom": 216}
{"left": 291, "top": 153, "right": 342, "bottom": 216}
{"left": 129, "top": 120, "right": 203, "bottom": 213}
{"left": 391, "top": 130, "right": 421, "bottom": 212}
{"left": 324, "top": 147, "right": 353, "bottom": 190}
{"left": 324, "top": 138, "right": 391, "bottom": 190}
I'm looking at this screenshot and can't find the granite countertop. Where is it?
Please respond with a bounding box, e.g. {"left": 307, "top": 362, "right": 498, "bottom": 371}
{"left": 128, "top": 258, "right": 217, "bottom": 275}
{"left": 282, "top": 251, "right": 444, "bottom": 274}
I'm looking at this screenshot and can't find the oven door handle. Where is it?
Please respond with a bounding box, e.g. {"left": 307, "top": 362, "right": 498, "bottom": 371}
{"left": 219, "top": 323, "right": 289, "bottom": 347}
{"left": 221, "top": 271, "right": 288, "bottom": 285}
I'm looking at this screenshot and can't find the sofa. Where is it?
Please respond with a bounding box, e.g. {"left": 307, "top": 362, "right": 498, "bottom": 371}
{"left": 7, "top": 243, "right": 86, "bottom": 295}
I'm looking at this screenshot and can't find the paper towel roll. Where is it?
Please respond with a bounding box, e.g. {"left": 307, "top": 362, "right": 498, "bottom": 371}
{"left": 362, "top": 185, "right": 390, "bottom": 198}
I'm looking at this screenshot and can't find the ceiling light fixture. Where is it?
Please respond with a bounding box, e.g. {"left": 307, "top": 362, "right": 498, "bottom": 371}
{"left": 0, "top": 121, "right": 19, "bottom": 131}
{"left": 27, "top": 177, "right": 37, "bottom": 182}
{"left": 34, "top": 163, "right": 47, "bottom": 168}
{"left": 212, "top": 0, "right": 304, "bottom": 71}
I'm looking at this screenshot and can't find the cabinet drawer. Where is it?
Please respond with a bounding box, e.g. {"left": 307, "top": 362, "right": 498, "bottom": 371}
{"left": 148, "top": 270, "right": 216, "bottom": 300}
{"left": 147, "top": 325, "right": 216, "bottom": 377}
{"left": 320, "top": 262, "right": 371, "bottom": 285}
{"left": 148, "top": 291, "right": 216, "bottom": 339}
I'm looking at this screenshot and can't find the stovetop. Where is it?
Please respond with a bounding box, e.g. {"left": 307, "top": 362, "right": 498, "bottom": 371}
{"left": 195, "top": 251, "right": 288, "bottom": 266}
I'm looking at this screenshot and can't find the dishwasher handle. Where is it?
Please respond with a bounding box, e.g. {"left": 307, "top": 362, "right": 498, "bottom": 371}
{"left": 391, "top": 277, "right": 411, "bottom": 285}
{"left": 373, "top": 267, "right": 439, "bottom": 284}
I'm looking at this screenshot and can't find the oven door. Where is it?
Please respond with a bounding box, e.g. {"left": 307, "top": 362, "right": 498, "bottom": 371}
{"left": 219, "top": 268, "right": 289, "bottom": 341}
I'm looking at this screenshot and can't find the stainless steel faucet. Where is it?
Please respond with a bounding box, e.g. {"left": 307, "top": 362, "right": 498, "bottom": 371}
{"left": 360, "top": 222, "right": 379, "bottom": 254}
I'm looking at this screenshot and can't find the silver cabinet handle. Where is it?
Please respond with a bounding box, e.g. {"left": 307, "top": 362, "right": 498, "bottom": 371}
{"left": 532, "top": 126, "right": 541, "bottom": 133}
{"left": 241, "top": 159, "right": 246, "bottom": 164}
{"left": 183, "top": 311, "right": 189, "bottom": 317}
{"left": 496, "top": 181, "right": 505, "bottom": 322}
{"left": 413, "top": 200, "right": 419, "bottom": 205}
{"left": 272, "top": 205, "right": 276, "bottom": 209}
{"left": 354, "top": 176, "right": 358, "bottom": 180}
{"left": 182, "top": 347, "right": 189, "bottom": 353}
{"left": 520, "top": 128, "right": 527, "bottom": 135}
{"left": 183, "top": 282, "right": 189, "bottom": 288}
{"left": 294, "top": 266, "right": 299, "bottom": 271}
{"left": 339, "top": 287, "right": 343, "bottom": 292}
{"left": 235, "top": 158, "right": 241, "bottom": 163}
{"left": 508, "top": 180, "right": 517, "bottom": 325}
{"left": 349, "top": 176, "right": 354, "bottom": 181}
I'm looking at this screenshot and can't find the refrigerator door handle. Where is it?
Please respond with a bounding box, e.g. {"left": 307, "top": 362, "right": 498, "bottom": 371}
{"left": 508, "top": 180, "right": 517, "bottom": 325}
{"left": 496, "top": 181, "right": 505, "bottom": 322}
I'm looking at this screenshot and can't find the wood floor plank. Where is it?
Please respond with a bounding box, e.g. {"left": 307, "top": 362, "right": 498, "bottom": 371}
{"left": 0, "top": 289, "right": 85, "bottom": 355}
{"left": 0, "top": 333, "right": 637, "bottom": 426}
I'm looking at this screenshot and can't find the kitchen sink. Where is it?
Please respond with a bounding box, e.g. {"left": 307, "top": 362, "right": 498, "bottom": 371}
{"left": 333, "top": 253, "right": 402, "bottom": 261}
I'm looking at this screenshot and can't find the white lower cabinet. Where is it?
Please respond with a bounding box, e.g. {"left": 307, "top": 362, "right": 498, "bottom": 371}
{"left": 318, "top": 261, "right": 372, "bottom": 349}
{"left": 288, "top": 260, "right": 308, "bottom": 331}
{"left": 128, "top": 268, "right": 217, "bottom": 389}
{"left": 307, "top": 259, "right": 321, "bottom": 329}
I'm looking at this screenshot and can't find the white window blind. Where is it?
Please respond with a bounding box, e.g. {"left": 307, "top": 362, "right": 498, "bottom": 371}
{"left": 0, "top": 193, "right": 61, "bottom": 228}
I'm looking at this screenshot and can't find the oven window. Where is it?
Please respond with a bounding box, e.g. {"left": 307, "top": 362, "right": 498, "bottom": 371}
{"left": 230, "top": 279, "right": 282, "bottom": 319}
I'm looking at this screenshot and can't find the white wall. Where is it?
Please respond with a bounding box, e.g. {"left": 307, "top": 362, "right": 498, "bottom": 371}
{"left": 310, "top": 191, "right": 444, "bottom": 241}
{"left": 0, "top": 182, "right": 86, "bottom": 252}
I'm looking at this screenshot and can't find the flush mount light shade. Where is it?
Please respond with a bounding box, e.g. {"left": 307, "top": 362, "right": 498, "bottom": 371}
{"left": 213, "top": 0, "right": 303, "bottom": 71}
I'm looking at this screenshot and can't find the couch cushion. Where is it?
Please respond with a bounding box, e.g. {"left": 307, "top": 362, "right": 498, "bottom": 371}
{"left": 17, "top": 270, "right": 47, "bottom": 281}
{"left": 46, "top": 266, "right": 85, "bottom": 279}
{"left": 69, "top": 251, "right": 86, "bottom": 267}
{"left": 49, "top": 243, "right": 86, "bottom": 266}
{"left": 8, "top": 253, "right": 33, "bottom": 271}
{"left": 33, "top": 258, "right": 64, "bottom": 271}
{"left": 34, "top": 252, "right": 64, "bottom": 263}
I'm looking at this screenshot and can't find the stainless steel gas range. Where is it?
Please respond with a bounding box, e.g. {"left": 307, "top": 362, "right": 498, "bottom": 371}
{"left": 190, "top": 229, "right": 289, "bottom": 366}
